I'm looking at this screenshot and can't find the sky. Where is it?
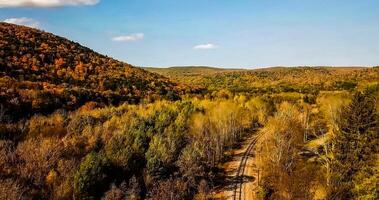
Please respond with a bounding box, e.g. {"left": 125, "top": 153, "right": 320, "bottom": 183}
{"left": 1, "top": 0, "right": 379, "bottom": 68}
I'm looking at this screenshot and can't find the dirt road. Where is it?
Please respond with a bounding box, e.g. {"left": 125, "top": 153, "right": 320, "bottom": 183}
{"left": 213, "top": 135, "right": 258, "bottom": 200}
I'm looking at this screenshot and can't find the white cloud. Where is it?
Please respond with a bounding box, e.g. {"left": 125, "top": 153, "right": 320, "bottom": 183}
{"left": 112, "top": 33, "right": 144, "bottom": 42}
{"left": 0, "top": 0, "right": 99, "bottom": 8}
{"left": 193, "top": 43, "right": 218, "bottom": 50}
{"left": 4, "top": 17, "right": 40, "bottom": 28}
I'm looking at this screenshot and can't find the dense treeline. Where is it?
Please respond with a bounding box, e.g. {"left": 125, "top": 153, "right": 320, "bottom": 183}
{"left": 0, "top": 23, "right": 197, "bottom": 121}
{"left": 254, "top": 89, "right": 379, "bottom": 200}
{"left": 1, "top": 87, "right": 377, "bottom": 199}
{"left": 147, "top": 66, "right": 379, "bottom": 94}
{"left": 0, "top": 96, "right": 269, "bottom": 199}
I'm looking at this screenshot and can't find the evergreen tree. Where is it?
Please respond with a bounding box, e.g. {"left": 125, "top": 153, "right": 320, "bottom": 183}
{"left": 329, "top": 92, "right": 378, "bottom": 199}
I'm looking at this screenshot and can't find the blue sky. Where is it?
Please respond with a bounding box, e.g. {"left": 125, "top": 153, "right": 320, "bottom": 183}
{"left": 1, "top": 0, "right": 379, "bottom": 68}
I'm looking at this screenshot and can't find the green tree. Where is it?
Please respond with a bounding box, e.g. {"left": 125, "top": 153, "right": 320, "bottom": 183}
{"left": 329, "top": 92, "right": 379, "bottom": 199}
{"left": 74, "top": 152, "right": 113, "bottom": 199}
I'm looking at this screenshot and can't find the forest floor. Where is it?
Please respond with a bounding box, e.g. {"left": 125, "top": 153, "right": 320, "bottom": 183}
{"left": 212, "top": 134, "right": 259, "bottom": 200}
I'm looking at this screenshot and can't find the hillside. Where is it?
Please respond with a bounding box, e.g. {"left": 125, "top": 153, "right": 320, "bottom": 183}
{"left": 145, "top": 66, "right": 243, "bottom": 78}
{"left": 145, "top": 66, "right": 379, "bottom": 94}
{"left": 0, "top": 23, "right": 188, "bottom": 120}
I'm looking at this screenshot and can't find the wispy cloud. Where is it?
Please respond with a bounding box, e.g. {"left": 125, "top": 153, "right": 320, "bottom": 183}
{"left": 193, "top": 43, "right": 218, "bottom": 50}
{"left": 4, "top": 17, "right": 40, "bottom": 28}
{"left": 112, "top": 33, "right": 144, "bottom": 42}
{"left": 0, "top": 0, "right": 99, "bottom": 8}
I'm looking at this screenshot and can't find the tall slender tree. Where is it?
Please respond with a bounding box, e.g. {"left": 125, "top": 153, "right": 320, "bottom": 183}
{"left": 329, "top": 92, "right": 378, "bottom": 199}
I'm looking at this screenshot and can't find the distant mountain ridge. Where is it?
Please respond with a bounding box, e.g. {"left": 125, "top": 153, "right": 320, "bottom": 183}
{"left": 0, "top": 22, "right": 187, "bottom": 120}
{"left": 145, "top": 66, "right": 379, "bottom": 93}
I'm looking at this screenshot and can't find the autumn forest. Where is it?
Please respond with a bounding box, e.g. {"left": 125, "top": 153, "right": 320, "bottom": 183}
{"left": 0, "top": 22, "right": 378, "bottom": 200}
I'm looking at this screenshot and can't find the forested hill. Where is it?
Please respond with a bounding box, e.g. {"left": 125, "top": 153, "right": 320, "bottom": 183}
{"left": 0, "top": 23, "right": 188, "bottom": 120}
{"left": 146, "top": 66, "right": 379, "bottom": 94}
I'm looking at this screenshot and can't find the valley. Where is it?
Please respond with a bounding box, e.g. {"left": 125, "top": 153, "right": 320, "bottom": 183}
{"left": 0, "top": 23, "right": 378, "bottom": 200}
